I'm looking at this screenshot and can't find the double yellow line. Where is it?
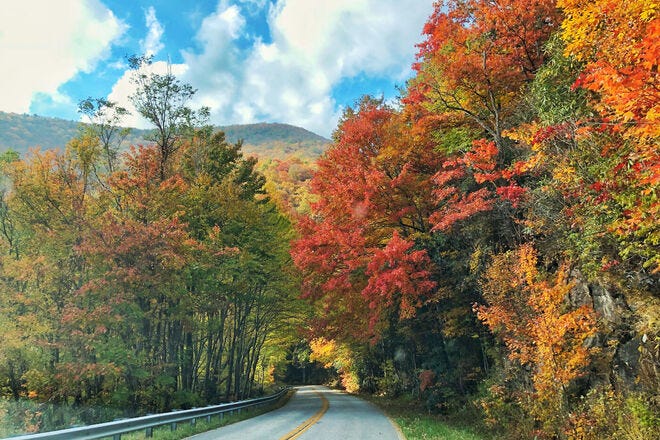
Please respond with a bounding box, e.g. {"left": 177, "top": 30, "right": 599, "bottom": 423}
{"left": 279, "top": 389, "right": 330, "bottom": 440}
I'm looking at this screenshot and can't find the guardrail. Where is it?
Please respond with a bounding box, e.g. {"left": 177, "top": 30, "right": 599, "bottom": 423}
{"left": 6, "top": 387, "right": 291, "bottom": 440}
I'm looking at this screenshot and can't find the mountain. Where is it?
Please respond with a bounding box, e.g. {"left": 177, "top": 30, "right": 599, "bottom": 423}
{"left": 223, "top": 122, "right": 329, "bottom": 158}
{"left": 0, "top": 111, "right": 330, "bottom": 158}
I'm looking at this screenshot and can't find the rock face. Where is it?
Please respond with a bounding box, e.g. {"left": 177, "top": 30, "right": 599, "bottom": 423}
{"left": 568, "top": 270, "right": 643, "bottom": 389}
{"left": 615, "top": 337, "right": 641, "bottom": 385}
{"left": 569, "top": 269, "right": 627, "bottom": 325}
{"left": 591, "top": 283, "right": 619, "bottom": 324}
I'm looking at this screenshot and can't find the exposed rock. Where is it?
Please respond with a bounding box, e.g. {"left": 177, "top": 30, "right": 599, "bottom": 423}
{"left": 568, "top": 269, "right": 648, "bottom": 390}
{"left": 569, "top": 269, "right": 627, "bottom": 325}
{"left": 614, "top": 337, "right": 641, "bottom": 386}
{"left": 591, "top": 283, "right": 619, "bottom": 324}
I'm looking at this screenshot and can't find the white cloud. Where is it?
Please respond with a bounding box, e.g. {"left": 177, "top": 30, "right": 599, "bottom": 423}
{"left": 0, "top": 0, "right": 126, "bottom": 114}
{"left": 240, "top": 0, "right": 432, "bottom": 135}
{"left": 180, "top": 2, "right": 249, "bottom": 114}
{"left": 106, "top": 0, "right": 433, "bottom": 137}
{"left": 236, "top": 0, "right": 268, "bottom": 16}
{"left": 140, "top": 6, "right": 164, "bottom": 57}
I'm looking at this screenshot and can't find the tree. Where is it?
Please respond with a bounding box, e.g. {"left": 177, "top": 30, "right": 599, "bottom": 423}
{"left": 0, "top": 144, "right": 102, "bottom": 404}
{"left": 477, "top": 244, "right": 597, "bottom": 436}
{"left": 558, "top": 0, "right": 659, "bottom": 273}
{"left": 259, "top": 156, "right": 316, "bottom": 215}
{"left": 78, "top": 97, "right": 130, "bottom": 174}
{"left": 127, "top": 55, "right": 210, "bottom": 180}
{"left": 292, "top": 98, "right": 438, "bottom": 342}
{"left": 180, "top": 131, "right": 266, "bottom": 202}
{"left": 407, "top": 0, "right": 561, "bottom": 149}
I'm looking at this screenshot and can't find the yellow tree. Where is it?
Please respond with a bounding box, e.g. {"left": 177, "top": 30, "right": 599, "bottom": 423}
{"left": 559, "top": 0, "right": 659, "bottom": 272}
{"left": 477, "top": 244, "right": 597, "bottom": 435}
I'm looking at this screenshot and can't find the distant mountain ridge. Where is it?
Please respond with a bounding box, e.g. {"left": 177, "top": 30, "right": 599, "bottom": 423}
{"left": 0, "top": 111, "right": 330, "bottom": 158}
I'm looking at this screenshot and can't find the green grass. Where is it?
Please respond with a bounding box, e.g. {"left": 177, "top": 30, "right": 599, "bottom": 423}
{"left": 114, "top": 391, "right": 294, "bottom": 440}
{"left": 394, "top": 416, "right": 485, "bottom": 440}
{"left": 364, "top": 394, "right": 491, "bottom": 440}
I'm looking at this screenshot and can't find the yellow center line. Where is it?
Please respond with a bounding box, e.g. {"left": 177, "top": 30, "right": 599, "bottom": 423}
{"left": 279, "top": 389, "right": 330, "bottom": 440}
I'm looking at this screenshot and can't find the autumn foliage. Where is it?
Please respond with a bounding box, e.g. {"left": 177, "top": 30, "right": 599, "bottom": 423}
{"left": 0, "top": 0, "right": 657, "bottom": 438}
{"left": 291, "top": 0, "right": 658, "bottom": 438}
{"left": 291, "top": 98, "right": 439, "bottom": 340}
{"left": 0, "top": 125, "right": 299, "bottom": 427}
{"left": 477, "top": 245, "right": 597, "bottom": 432}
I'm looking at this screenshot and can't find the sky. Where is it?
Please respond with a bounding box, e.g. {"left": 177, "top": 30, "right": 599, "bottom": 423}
{"left": 0, "top": 0, "right": 434, "bottom": 137}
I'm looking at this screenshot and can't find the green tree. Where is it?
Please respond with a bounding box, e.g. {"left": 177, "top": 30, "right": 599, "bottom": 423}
{"left": 77, "top": 97, "right": 131, "bottom": 174}
{"left": 127, "top": 55, "right": 210, "bottom": 180}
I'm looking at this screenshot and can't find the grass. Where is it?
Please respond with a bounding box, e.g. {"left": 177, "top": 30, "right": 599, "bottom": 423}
{"left": 393, "top": 416, "right": 486, "bottom": 440}
{"left": 114, "top": 390, "right": 294, "bottom": 440}
{"left": 364, "top": 394, "right": 492, "bottom": 440}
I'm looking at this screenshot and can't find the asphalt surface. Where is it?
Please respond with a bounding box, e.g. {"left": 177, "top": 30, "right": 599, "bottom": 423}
{"left": 186, "top": 385, "right": 403, "bottom": 440}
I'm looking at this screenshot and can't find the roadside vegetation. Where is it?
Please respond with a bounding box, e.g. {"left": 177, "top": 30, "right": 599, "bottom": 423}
{"left": 292, "top": 1, "right": 658, "bottom": 439}
{"left": 0, "top": 55, "right": 308, "bottom": 436}
{"left": 367, "top": 395, "right": 489, "bottom": 440}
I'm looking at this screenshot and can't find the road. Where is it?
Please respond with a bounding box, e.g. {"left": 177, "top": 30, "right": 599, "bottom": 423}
{"left": 187, "top": 385, "right": 404, "bottom": 440}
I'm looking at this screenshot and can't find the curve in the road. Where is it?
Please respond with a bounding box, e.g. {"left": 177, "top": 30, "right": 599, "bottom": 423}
{"left": 279, "top": 389, "right": 329, "bottom": 440}
{"left": 295, "top": 388, "right": 403, "bottom": 440}
{"left": 186, "top": 385, "right": 402, "bottom": 440}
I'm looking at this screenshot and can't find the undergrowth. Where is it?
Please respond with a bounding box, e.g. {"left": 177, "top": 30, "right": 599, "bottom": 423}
{"left": 364, "top": 393, "right": 492, "bottom": 440}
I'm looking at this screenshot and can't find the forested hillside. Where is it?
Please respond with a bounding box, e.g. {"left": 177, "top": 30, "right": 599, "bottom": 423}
{"left": 292, "top": 1, "right": 658, "bottom": 439}
{"left": 0, "top": 111, "right": 329, "bottom": 158}
{"left": 223, "top": 123, "right": 328, "bottom": 157}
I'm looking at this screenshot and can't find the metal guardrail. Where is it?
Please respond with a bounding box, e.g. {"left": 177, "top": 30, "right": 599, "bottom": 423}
{"left": 6, "top": 387, "right": 291, "bottom": 440}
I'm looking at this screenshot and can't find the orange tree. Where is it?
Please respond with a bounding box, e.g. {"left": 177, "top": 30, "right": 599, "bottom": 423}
{"left": 476, "top": 244, "right": 597, "bottom": 436}
{"left": 558, "top": 0, "right": 659, "bottom": 274}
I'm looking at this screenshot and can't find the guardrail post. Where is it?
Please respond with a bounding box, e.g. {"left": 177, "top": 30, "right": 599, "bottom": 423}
{"left": 191, "top": 417, "right": 196, "bottom": 427}
{"left": 113, "top": 435, "right": 121, "bottom": 440}
{"left": 206, "top": 414, "right": 211, "bottom": 423}
{"left": 170, "top": 421, "right": 177, "bottom": 431}
{"left": 146, "top": 426, "right": 153, "bottom": 437}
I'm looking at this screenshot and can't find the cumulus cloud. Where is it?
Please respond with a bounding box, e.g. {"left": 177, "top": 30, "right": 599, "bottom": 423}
{"left": 192, "top": 0, "right": 431, "bottom": 136}
{"left": 180, "top": 3, "right": 251, "bottom": 115}
{"left": 107, "top": 0, "right": 432, "bottom": 136}
{"left": 0, "top": 0, "right": 125, "bottom": 114}
{"left": 140, "top": 6, "right": 165, "bottom": 57}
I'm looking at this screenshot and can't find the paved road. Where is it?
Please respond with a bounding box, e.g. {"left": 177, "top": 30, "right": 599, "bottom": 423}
{"left": 187, "top": 385, "right": 403, "bottom": 440}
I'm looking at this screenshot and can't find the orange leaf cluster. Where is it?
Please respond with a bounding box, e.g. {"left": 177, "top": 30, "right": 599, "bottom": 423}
{"left": 477, "top": 245, "right": 597, "bottom": 404}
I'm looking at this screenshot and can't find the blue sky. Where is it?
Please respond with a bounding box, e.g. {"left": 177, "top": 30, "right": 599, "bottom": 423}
{"left": 0, "top": 0, "right": 434, "bottom": 137}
